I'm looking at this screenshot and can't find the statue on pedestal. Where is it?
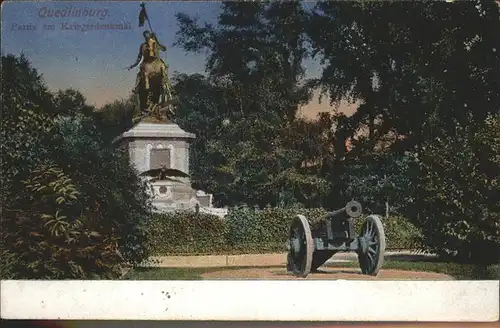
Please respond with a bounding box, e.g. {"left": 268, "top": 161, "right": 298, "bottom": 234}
{"left": 127, "top": 3, "right": 174, "bottom": 124}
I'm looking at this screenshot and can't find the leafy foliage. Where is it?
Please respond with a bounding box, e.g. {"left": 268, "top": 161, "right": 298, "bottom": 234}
{"left": 407, "top": 115, "right": 500, "bottom": 264}
{"left": 340, "top": 154, "right": 417, "bottom": 215}
{"left": 309, "top": 0, "right": 500, "bottom": 150}
{"left": 1, "top": 54, "right": 55, "bottom": 182}
{"left": 50, "top": 115, "right": 154, "bottom": 267}
{"left": 171, "top": 72, "right": 331, "bottom": 208}
{"left": 173, "top": 3, "right": 333, "bottom": 208}
{"left": 190, "top": 111, "right": 332, "bottom": 208}
{"left": 93, "top": 95, "right": 136, "bottom": 143}
{"left": 306, "top": 0, "right": 500, "bottom": 261}
{"left": 176, "top": 1, "right": 311, "bottom": 121}
{"left": 1, "top": 54, "right": 59, "bottom": 278}
{"left": 170, "top": 73, "right": 231, "bottom": 201}
{"left": 52, "top": 88, "right": 95, "bottom": 117}
{"left": 2, "top": 162, "right": 125, "bottom": 278}
{"left": 1, "top": 54, "right": 153, "bottom": 279}
{"left": 225, "top": 205, "right": 327, "bottom": 252}
{"left": 148, "top": 212, "right": 228, "bottom": 255}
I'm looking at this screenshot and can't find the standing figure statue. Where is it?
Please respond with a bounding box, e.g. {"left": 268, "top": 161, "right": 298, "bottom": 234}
{"left": 128, "top": 30, "right": 174, "bottom": 122}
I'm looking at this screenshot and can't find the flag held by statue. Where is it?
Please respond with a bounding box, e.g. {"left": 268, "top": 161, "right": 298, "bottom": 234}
{"left": 138, "top": 2, "right": 148, "bottom": 27}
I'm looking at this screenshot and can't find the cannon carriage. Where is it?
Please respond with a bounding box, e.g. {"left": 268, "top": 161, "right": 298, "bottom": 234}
{"left": 287, "top": 200, "right": 386, "bottom": 278}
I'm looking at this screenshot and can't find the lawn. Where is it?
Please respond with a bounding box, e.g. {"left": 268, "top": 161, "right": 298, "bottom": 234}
{"left": 122, "top": 265, "right": 281, "bottom": 280}
{"left": 122, "top": 259, "right": 500, "bottom": 280}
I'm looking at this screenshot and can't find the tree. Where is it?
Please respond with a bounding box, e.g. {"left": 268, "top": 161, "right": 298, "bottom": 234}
{"left": 0, "top": 54, "right": 53, "bottom": 111}
{"left": 168, "top": 73, "right": 228, "bottom": 203}
{"left": 172, "top": 2, "right": 337, "bottom": 207}
{"left": 308, "top": 0, "right": 500, "bottom": 153}
{"left": 175, "top": 1, "right": 312, "bottom": 123}
{"left": 52, "top": 88, "right": 95, "bottom": 117}
{"left": 1, "top": 54, "right": 64, "bottom": 278}
{"left": 94, "top": 95, "right": 136, "bottom": 142}
{"left": 195, "top": 108, "right": 332, "bottom": 208}
{"left": 1, "top": 54, "right": 55, "bottom": 211}
{"left": 170, "top": 70, "right": 333, "bottom": 207}
{"left": 340, "top": 154, "right": 417, "bottom": 216}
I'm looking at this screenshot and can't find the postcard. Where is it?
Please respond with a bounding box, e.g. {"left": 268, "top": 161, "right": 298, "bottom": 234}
{"left": 1, "top": 0, "right": 499, "bottom": 322}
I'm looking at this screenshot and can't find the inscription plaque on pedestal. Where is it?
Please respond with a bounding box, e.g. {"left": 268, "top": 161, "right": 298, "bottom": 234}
{"left": 150, "top": 148, "right": 171, "bottom": 169}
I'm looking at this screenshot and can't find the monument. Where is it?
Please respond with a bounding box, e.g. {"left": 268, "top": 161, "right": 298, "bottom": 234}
{"left": 113, "top": 3, "right": 226, "bottom": 216}
{"left": 114, "top": 120, "right": 217, "bottom": 212}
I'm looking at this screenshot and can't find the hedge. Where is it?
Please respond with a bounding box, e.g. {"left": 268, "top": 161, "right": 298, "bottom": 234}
{"left": 148, "top": 207, "right": 422, "bottom": 256}
{"left": 148, "top": 212, "right": 228, "bottom": 255}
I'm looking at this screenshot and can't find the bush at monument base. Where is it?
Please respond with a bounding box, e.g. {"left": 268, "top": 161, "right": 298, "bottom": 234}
{"left": 147, "top": 207, "right": 422, "bottom": 256}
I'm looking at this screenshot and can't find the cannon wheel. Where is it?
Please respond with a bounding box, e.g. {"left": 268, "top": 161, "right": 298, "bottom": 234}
{"left": 358, "top": 215, "right": 386, "bottom": 275}
{"left": 287, "top": 215, "right": 314, "bottom": 278}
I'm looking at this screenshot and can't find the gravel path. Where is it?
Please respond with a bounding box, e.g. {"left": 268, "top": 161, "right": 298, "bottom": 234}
{"left": 201, "top": 267, "right": 453, "bottom": 280}
{"left": 148, "top": 251, "right": 437, "bottom": 268}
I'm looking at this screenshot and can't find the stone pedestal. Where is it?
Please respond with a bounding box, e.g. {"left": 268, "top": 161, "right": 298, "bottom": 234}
{"left": 114, "top": 122, "right": 216, "bottom": 212}
{"left": 115, "top": 122, "right": 195, "bottom": 173}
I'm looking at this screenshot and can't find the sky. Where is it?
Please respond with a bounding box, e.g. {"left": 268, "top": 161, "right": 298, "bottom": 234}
{"left": 1, "top": 1, "right": 356, "bottom": 118}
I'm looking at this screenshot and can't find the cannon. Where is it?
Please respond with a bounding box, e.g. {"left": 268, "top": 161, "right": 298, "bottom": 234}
{"left": 286, "top": 200, "right": 386, "bottom": 278}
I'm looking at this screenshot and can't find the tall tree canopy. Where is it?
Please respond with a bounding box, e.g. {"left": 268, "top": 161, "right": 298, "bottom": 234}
{"left": 172, "top": 2, "right": 334, "bottom": 207}
{"left": 175, "top": 1, "right": 312, "bottom": 122}
{"left": 309, "top": 0, "right": 500, "bottom": 153}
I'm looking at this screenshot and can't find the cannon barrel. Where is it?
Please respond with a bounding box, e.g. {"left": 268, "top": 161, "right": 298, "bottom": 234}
{"left": 320, "top": 200, "right": 362, "bottom": 221}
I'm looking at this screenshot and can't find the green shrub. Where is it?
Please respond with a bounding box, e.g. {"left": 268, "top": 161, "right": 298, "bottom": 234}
{"left": 408, "top": 115, "right": 500, "bottom": 264}
{"left": 1, "top": 54, "right": 154, "bottom": 279}
{"left": 148, "top": 212, "right": 228, "bottom": 255}
{"left": 52, "top": 116, "right": 154, "bottom": 267}
{"left": 1, "top": 162, "right": 125, "bottom": 279}
{"left": 225, "top": 206, "right": 262, "bottom": 247}
{"left": 1, "top": 115, "right": 155, "bottom": 279}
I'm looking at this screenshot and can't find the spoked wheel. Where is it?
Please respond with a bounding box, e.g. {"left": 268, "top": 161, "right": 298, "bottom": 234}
{"left": 357, "top": 215, "right": 386, "bottom": 276}
{"left": 287, "top": 215, "right": 314, "bottom": 278}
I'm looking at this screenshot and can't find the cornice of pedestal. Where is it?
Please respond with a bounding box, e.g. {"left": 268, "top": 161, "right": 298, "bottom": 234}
{"left": 113, "top": 122, "right": 196, "bottom": 144}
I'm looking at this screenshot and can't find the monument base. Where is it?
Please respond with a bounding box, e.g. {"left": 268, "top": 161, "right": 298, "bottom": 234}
{"left": 114, "top": 121, "right": 219, "bottom": 213}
